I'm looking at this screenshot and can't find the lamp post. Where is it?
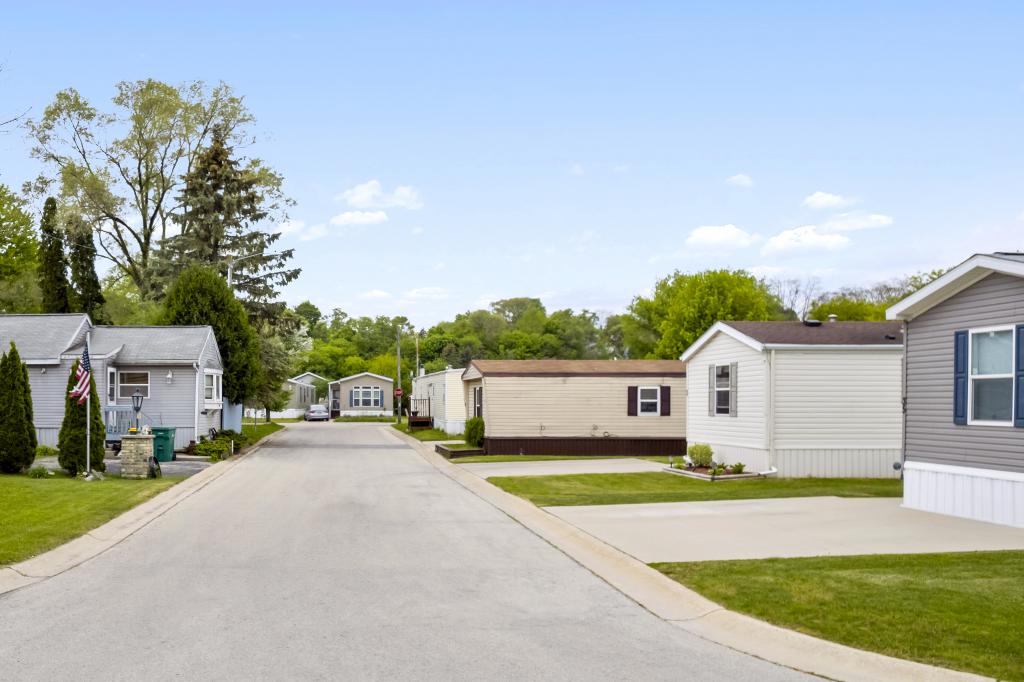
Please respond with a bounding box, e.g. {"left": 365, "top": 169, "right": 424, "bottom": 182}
{"left": 131, "top": 389, "right": 144, "bottom": 431}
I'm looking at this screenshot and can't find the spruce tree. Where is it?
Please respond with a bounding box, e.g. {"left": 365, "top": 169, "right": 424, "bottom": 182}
{"left": 38, "top": 197, "right": 72, "bottom": 313}
{"left": 0, "top": 346, "right": 36, "bottom": 473}
{"left": 162, "top": 266, "right": 261, "bottom": 404}
{"left": 9, "top": 343, "right": 37, "bottom": 451}
{"left": 66, "top": 215, "right": 108, "bottom": 322}
{"left": 57, "top": 360, "right": 105, "bottom": 476}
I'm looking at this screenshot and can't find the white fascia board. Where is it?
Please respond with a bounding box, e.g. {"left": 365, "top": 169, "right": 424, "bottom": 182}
{"left": 328, "top": 371, "right": 394, "bottom": 385}
{"left": 887, "top": 254, "right": 1024, "bottom": 320}
{"left": 764, "top": 344, "right": 903, "bottom": 351}
{"left": 679, "top": 321, "right": 764, "bottom": 363}
{"left": 290, "top": 372, "right": 327, "bottom": 382}
{"left": 63, "top": 314, "right": 93, "bottom": 354}
{"left": 60, "top": 344, "right": 124, "bottom": 361}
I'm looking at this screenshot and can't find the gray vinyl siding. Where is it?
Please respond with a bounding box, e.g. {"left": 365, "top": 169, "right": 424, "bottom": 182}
{"left": 905, "top": 272, "right": 1024, "bottom": 473}
{"left": 114, "top": 365, "right": 199, "bottom": 448}
{"left": 330, "top": 376, "right": 394, "bottom": 413}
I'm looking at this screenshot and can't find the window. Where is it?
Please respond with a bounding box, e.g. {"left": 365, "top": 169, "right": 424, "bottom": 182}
{"left": 638, "top": 386, "right": 660, "bottom": 415}
{"left": 118, "top": 371, "right": 149, "bottom": 399}
{"left": 351, "top": 386, "right": 382, "bottom": 408}
{"left": 969, "top": 327, "right": 1014, "bottom": 425}
{"left": 204, "top": 373, "right": 222, "bottom": 402}
{"left": 715, "top": 365, "right": 731, "bottom": 415}
{"left": 107, "top": 368, "right": 117, "bottom": 405}
{"left": 473, "top": 386, "right": 483, "bottom": 418}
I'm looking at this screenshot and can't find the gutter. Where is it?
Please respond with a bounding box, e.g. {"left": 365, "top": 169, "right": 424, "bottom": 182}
{"left": 193, "top": 362, "right": 200, "bottom": 442}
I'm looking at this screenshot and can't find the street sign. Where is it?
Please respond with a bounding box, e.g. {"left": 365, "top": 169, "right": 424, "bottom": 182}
{"left": 394, "top": 388, "right": 404, "bottom": 397}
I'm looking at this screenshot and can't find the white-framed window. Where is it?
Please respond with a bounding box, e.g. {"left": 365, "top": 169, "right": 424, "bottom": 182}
{"left": 204, "top": 372, "right": 223, "bottom": 403}
{"left": 715, "top": 365, "right": 732, "bottom": 415}
{"left": 118, "top": 371, "right": 150, "bottom": 399}
{"left": 638, "top": 386, "right": 661, "bottom": 415}
{"left": 107, "top": 368, "right": 117, "bottom": 405}
{"left": 473, "top": 386, "right": 483, "bottom": 418}
{"left": 351, "top": 386, "right": 382, "bottom": 408}
{"left": 968, "top": 326, "right": 1015, "bottom": 425}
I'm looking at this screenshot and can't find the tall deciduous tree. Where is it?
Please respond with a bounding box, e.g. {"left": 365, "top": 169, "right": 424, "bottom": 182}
{"left": 37, "top": 197, "right": 71, "bottom": 313}
{"left": 0, "top": 344, "right": 36, "bottom": 473}
{"left": 160, "top": 125, "right": 298, "bottom": 321}
{"left": 57, "top": 360, "right": 105, "bottom": 476}
{"left": 25, "top": 80, "right": 288, "bottom": 296}
{"left": 162, "top": 266, "right": 261, "bottom": 404}
{"left": 66, "top": 214, "right": 107, "bottom": 322}
{"left": 0, "top": 184, "right": 41, "bottom": 313}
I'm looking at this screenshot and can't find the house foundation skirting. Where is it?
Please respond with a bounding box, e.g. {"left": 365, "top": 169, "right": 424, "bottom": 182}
{"left": 483, "top": 437, "right": 686, "bottom": 457}
{"left": 435, "top": 419, "right": 466, "bottom": 436}
{"left": 903, "top": 460, "right": 1024, "bottom": 528}
{"left": 332, "top": 409, "right": 394, "bottom": 418}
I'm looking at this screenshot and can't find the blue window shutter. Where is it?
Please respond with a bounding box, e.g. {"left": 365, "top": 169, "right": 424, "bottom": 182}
{"left": 953, "top": 330, "right": 967, "bottom": 425}
{"left": 1016, "top": 325, "right": 1024, "bottom": 428}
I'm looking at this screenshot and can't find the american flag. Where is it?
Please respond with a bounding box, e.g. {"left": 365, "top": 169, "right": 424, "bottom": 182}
{"left": 69, "top": 346, "right": 91, "bottom": 405}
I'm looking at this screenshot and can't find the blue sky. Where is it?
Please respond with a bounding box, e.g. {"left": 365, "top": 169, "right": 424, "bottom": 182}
{"left": 2, "top": 2, "right": 1022, "bottom": 327}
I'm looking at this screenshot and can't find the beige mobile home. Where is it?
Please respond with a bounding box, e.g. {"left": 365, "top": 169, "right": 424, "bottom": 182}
{"left": 411, "top": 368, "right": 467, "bottom": 434}
{"left": 461, "top": 359, "right": 686, "bottom": 455}
{"left": 680, "top": 320, "right": 904, "bottom": 477}
{"left": 328, "top": 372, "right": 394, "bottom": 418}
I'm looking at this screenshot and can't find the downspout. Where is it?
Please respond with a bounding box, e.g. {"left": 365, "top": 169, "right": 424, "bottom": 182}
{"left": 193, "top": 362, "right": 200, "bottom": 443}
{"left": 900, "top": 321, "right": 908, "bottom": 476}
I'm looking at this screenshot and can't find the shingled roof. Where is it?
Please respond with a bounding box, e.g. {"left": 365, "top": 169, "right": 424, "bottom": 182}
{"left": 0, "top": 314, "right": 90, "bottom": 362}
{"left": 466, "top": 359, "right": 685, "bottom": 377}
{"left": 69, "top": 326, "right": 215, "bottom": 365}
{"left": 725, "top": 321, "right": 904, "bottom": 346}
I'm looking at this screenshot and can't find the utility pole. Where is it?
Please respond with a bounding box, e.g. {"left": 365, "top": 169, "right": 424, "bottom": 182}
{"left": 395, "top": 326, "right": 402, "bottom": 424}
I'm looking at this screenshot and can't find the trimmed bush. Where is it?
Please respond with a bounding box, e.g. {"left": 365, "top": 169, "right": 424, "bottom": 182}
{"left": 687, "top": 443, "right": 713, "bottom": 468}
{"left": 0, "top": 344, "right": 36, "bottom": 473}
{"left": 57, "top": 360, "right": 106, "bottom": 476}
{"left": 218, "top": 430, "right": 249, "bottom": 452}
{"left": 35, "top": 445, "right": 59, "bottom": 459}
{"left": 465, "top": 417, "right": 485, "bottom": 448}
{"left": 195, "top": 439, "right": 230, "bottom": 461}
{"left": 27, "top": 466, "right": 50, "bottom": 478}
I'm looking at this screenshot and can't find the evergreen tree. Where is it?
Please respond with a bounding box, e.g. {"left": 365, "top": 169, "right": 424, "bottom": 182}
{"left": 162, "top": 125, "right": 299, "bottom": 322}
{"left": 162, "top": 266, "right": 261, "bottom": 404}
{"left": 0, "top": 345, "right": 36, "bottom": 473}
{"left": 37, "top": 197, "right": 72, "bottom": 313}
{"left": 9, "top": 343, "right": 37, "bottom": 451}
{"left": 66, "top": 215, "right": 108, "bottom": 322}
{"left": 57, "top": 360, "right": 105, "bottom": 476}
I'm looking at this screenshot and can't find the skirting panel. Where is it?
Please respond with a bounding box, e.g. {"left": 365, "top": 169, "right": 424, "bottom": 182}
{"left": 904, "top": 461, "right": 1024, "bottom": 528}
{"left": 484, "top": 437, "right": 686, "bottom": 457}
{"left": 334, "top": 410, "right": 393, "bottom": 418}
{"left": 695, "top": 443, "right": 770, "bottom": 472}
{"left": 437, "top": 419, "right": 466, "bottom": 436}
{"left": 775, "top": 448, "right": 902, "bottom": 478}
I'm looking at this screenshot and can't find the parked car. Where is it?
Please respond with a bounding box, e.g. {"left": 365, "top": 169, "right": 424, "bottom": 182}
{"left": 304, "top": 404, "right": 330, "bottom": 422}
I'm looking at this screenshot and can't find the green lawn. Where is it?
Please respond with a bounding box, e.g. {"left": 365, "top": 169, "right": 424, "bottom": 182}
{"left": 0, "top": 474, "right": 182, "bottom": 565}
{"left": 391, "top": 423, "right": 461, "bottom": 441}
{"left": 452, "top": 455, "right": 672, "bottom": 463}
{"left": 654, "top": 551, "right": 1024, "bottom": 680}
{"left": 488, "top": 472, "right": 902, "bottom": 506}
{"left": 334, "top": 415, "right": 395, "bottom": 423}
{"left": 241, "top": 421, "right": 284, "bottom": 444}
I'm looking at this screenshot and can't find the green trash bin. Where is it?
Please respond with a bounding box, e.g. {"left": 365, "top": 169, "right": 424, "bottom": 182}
{"left": 151, "top": 426, "right": 177, "bottom": 462}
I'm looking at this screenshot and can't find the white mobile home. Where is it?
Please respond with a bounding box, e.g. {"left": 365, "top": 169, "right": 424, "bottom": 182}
{"left": 411, "top": 368, "right": 467, "bottom": 434}
{"left": 680, "top": 320, "right": 904, "bottom": 477}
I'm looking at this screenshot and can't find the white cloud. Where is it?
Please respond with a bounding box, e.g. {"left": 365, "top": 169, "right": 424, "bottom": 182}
{"left": 298, "top": 223, "right": 328, "bottom": 241}
{"left": 329, "top": 210, "right": 389, "bottom": 227}
{"left": 411, "top": 225, "right": 425, "bottom": 235}
{"left": 748, "top": 265, "right": 787, "bottom": 278}
{"left": 358, "top": 289, "right": 392, "bottom": 299}
{"left": 685, "top": 224, "right": 761, "bottom": 249}
{"left": 820, "top": 211, "right": 893, "bottom": 233}
{"left": 338, "top": 180, "right": 423, "bottom": 210}
{"left": 570, "top": 163, "right": 585, "bottom": 176}
{"left": 405, "top": 286, "right": 449, "bottom": 301}
{"left": 762, "top": 225, "right": 850, "bottom": 255}
{"left": 432, "top": 261, "right": 446, "bottom": 272}
{"left": 1017, "top": 210, "right": 1024, "bottom": 222}
{"left": 278, "top": 219, "right": 305, "bottom": 235}
{"left": 802, "top": 191, "right": 857, "bottom": 210}
{"left": 725, "top": 173, "right": 753, "bottom": 188}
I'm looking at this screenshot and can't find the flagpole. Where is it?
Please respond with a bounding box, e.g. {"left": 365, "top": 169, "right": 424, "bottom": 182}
{"left": 85, "top": 331, "right": 91, "bottom": 480}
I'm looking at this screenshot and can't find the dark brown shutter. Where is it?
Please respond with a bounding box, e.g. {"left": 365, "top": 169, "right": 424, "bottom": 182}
{"left": 660, "top": 385, "right": 671, "bottom": 416}
{"left": 627, "top": 386, "right": 638, "bottom": 416}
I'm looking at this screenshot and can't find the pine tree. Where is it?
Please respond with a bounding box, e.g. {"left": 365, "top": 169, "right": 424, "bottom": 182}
{"left": 161, "top": 125, "right": 299, "bottom": 322}
{"left": 9, "top": 343, "right": 37, "bottom": 451}
{"left": 38, "top": 197, "right": 72, "bottom": 313}
{"left": 66, "top": 215, "right": 107, "bottom": 322}
{"left": 0, "top": 346, "right": 36, "bottom": 473}
{"left": 57, "top": 360, "right": 105, "bottom": 476}
{"left": 162, "top": 266, "right": 262, "bottom": 404}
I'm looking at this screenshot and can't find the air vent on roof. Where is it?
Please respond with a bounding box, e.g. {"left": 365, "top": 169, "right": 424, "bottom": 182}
{"left": 802, "top": 319, "right": 822, "bottom": 327}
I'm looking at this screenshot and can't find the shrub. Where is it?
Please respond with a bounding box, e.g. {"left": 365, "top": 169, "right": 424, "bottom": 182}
{"left": 36, "top": 445, "right": 59, "bottom": 459}
{"left": 0, "top": 344, "right": 36, "bottom": 473}
{"left": 57, "top": 360, "right": 106, "bottom": 476}
{"left": 195, "top": 439, "right": 230, "bottom": 461}
{"left": 687, "top": 443, "right": 713, "bottom": 468}
{"left": 730, "top": 462, "right": 746, "bottom": 474}
{"left": 27, "top": 466, "right": 50, "bottom": 478}
{"left": 218, "top": 430, "right": 249, "bottom": 451}
{"left": 465, "top": 417, "right": 485, "bottom": 448}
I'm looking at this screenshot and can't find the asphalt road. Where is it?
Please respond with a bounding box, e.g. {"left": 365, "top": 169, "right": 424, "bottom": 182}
{"left": 0, "top": 423, "right": 811, "bottom": 681}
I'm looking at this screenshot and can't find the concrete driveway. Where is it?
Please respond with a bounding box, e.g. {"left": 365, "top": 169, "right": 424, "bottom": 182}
{"left": 0, "top": 423, "right": 808, "bottom": 681}
{"left": 458, "top": 457, "right": 665, "bottom": 478}
{"left": 548, "top": 496, "right": 1024, "bottom": 563}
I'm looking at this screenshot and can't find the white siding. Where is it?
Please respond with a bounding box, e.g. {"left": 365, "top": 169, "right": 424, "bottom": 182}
{"left": 772, "top": 349, "right": 903, "bottom": 450}
{"left": 685, "top": 333, "right": 768, "bottom": 451}
{"left": 480, "top": 374, "right": 686, "bottom": 439}
{"left": 776, "top": 448, "right": 902, "bottom": 478}
{"left": 441, "top": 370, "right": 467, "bottom": 433}
{"left": 904, "top": 461, "right": 1024, "bottom": 527}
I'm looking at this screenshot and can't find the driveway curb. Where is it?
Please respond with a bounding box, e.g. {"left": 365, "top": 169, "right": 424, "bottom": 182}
{"left": 389, "top": 428, "right": 988, "bottom": 682}
{"left": 0, "top": 426, "right": 288, "bottom": 598}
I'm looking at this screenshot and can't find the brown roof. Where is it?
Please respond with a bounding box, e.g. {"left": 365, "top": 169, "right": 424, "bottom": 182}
{"left": 468, "top": 359, "right": 686, "bottom": 377}
{"left": 725, "top": 321, "right": 903, "bottom": 346}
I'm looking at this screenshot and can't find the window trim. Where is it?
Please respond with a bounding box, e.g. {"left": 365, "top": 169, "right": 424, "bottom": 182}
{"left": 117, "top": 371, "right": 150, "bottom": 399}
{"left": 107, "top": 368, "right": 117, "bottom": 405}
{"left": 473, "top": 386, "right": 483, "bottom": 418}
{"left": 351, "top": 385, "right": 383, "bottom": 408}
{"left": 637, "top": 385, "right": 661, "bottom": 416}
{"left": 203, "top": 371, "right": 223, "bottom": 405}
{"left": 967, "top": 325, "right": 1015, "bottom": 427}
{"left": 714, "top": 364, "right": 731, "bottom": 417}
